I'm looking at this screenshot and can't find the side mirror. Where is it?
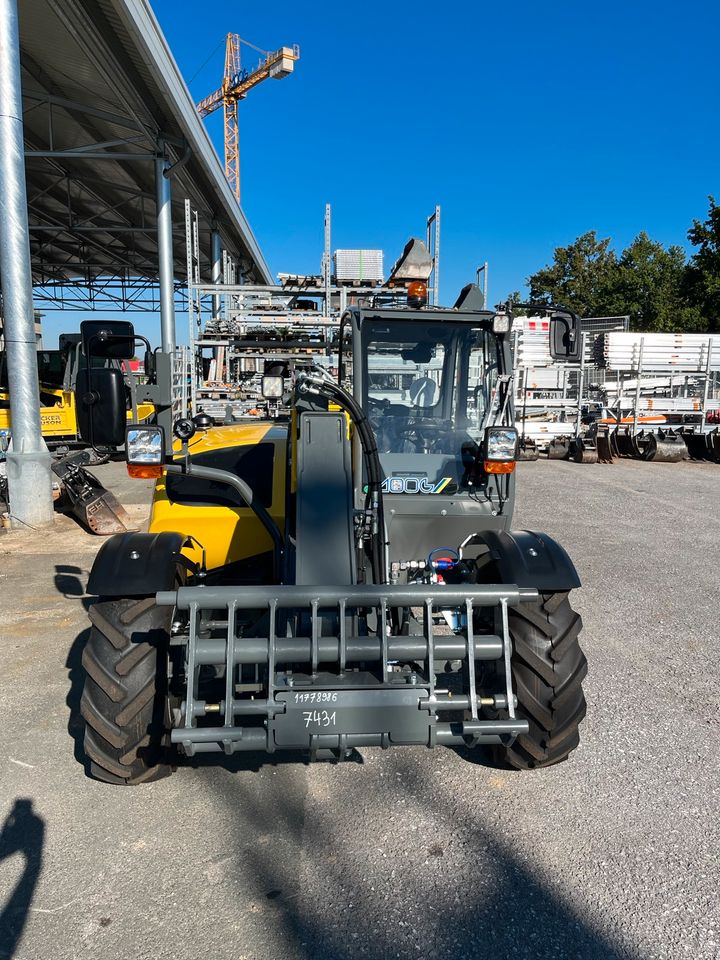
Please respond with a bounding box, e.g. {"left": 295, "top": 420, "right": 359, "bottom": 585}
{"left": 549, "top": 311, "right": 582, "bottom": 361}
{"left": 75, "top": 367, "right": 126, "bottom": 447}
{"left": 81, "top": 319, "right": 136, "bottom": 360}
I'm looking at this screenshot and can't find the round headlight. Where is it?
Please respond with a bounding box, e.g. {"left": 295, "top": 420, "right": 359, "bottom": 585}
{"left": 173, "top": 418, "right": 196, "bottom": 441}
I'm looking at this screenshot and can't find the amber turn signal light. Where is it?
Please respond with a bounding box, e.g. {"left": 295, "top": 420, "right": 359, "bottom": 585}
{"left": 127, "top": 463, "right": 163, "bottom": 479}
{"left": 483, "top": 460, "right": 516, "bottom": 475}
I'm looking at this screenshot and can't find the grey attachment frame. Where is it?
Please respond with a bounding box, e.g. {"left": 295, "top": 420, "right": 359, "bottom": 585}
{"left": 155, "top": 582, "right": 536, "bottom": 757}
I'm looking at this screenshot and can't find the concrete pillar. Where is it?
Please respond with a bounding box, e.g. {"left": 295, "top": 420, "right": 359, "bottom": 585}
{"left": 0, "top": 0, "right": 54, "bottom": 528}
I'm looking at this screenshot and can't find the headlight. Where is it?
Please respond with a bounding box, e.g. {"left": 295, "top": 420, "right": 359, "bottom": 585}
{"left": 492, "top": 313, "right": 511, "bottom": 334}
{"left": 484, "top": 426, "right": 518, "bottom": 460}
{"left": 483, "top": 426, "right": 518, "bottom": 474}
{"left": 261, "top": 375, "right": 284, "bottom": 399}
{"left": 126, "top": 425, "right": 164, "bottom": 478}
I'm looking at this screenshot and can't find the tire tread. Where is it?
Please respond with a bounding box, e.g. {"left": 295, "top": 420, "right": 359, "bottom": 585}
{"left": 499, "top": 592, "right": 586, "bottom": 770}
{"left": 80, "top": 597, "right": 174, "bottom": 785}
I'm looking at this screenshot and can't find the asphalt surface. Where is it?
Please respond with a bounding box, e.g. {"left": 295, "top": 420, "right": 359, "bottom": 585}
{"left": 1, "top": 457, "right": 719, "bottom": 960}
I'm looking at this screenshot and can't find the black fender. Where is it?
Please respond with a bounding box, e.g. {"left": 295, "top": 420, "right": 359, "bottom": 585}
{"left": 87, "top": 531, "right": 185, "bottom": 597}
{"left": 477, "top": 529, "right": 581, "bottom": 592}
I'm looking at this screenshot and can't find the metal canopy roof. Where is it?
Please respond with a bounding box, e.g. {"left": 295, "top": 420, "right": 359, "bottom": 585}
{"left": 19, "top": 0, "right": 273, "bottom": 304}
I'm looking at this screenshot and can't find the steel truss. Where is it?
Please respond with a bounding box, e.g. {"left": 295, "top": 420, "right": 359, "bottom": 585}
{"left": 33, "top": 276, "right": 188, "bottom": 312}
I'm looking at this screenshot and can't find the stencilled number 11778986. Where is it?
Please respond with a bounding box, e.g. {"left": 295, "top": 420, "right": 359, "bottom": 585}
{"left": 293, "top": 691, "right": 338, "bottom": 704}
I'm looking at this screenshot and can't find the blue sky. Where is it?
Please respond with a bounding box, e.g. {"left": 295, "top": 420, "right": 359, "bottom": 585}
{"left": 40, "top": 0, "right": 719, "bottom": 346}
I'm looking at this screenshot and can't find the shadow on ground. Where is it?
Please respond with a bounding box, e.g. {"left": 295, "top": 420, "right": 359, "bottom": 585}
{"left": 0, "top": 799, "right": 45, "bottom": 960}
{"left": 53, "top": 565, "right": 90, "bottom": 601}
{"left": 62, "top": 643, "right": 638, "bottom": 958}
{"left": 59, "top": 586, "right": 634, "bottom": 958}
{"left": 204, "top": 753, "right": 639, "bottom": 960}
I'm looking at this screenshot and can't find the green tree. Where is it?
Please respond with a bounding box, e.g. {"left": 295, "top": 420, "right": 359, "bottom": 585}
{"left": 684, "top": 195, "right": 720, "bottom": 332}
{"left": 527, "top": 231, "right": 617, "bottom": 317}
{"left": 605, "top": 232, "right": 702, "bottom": 332}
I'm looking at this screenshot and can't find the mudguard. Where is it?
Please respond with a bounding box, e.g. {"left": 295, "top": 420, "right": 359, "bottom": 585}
{"left": 478, "top": 529, "right": 581, "bottom": 592}
{"left": 87, "top": 531, "right": 184, "bottom": 596}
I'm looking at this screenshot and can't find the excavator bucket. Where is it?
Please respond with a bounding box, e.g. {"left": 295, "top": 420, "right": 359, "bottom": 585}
{"left": 595, "top": 428, "right": 615, "bottom": 464}
{"left": 641, "top": 429, "right": 687, "bottom": 463}
{"left": 683, "top": 431, "right": 709, "bottom": 461}
{"left": 51, "top": 452, "right": 135, "bottom": 535}
{"left": 571, "top": 438, "right": 598, "bottom": 464}
{"left": 629, "top": 433, "right": 645, "bottom": 459}
{"left": 703, "top": 428, "right": 720, "bottom": 463}
{"left": 547, "top": 439, "right": 570, "bottom": 460}
{"left": 614, "top": 430, "right": 635, "bottom": 458}
{"left": 517, "top": 438, "right": 539, "bottom": 461}
{"left": 386, "top": 238, "right": 433, "bottom": 283}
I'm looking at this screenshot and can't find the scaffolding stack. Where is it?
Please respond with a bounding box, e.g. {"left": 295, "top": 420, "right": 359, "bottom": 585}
{"left": 183, "top": 202, "right": 442, "bottom": 423}
{"left": 513, "top": 317, "right": 720, "bottom": 465}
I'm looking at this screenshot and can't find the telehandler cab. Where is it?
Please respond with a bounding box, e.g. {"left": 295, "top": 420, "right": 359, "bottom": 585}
{"left": 78, "top": 287, "right": 587, "bottom": 784}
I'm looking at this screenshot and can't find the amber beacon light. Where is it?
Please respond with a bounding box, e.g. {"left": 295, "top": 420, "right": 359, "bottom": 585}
{"left": 407, "top": 281, "right": 428, "bottom": 308}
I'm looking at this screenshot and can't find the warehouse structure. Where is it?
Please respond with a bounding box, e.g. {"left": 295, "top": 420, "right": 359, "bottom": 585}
{"left": 0, "top": 0, "right": 272, "bottom": 526}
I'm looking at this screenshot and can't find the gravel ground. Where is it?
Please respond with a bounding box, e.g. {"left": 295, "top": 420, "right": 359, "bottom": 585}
{"left": 1, "top": 458, "right": 718, "bottom": 960}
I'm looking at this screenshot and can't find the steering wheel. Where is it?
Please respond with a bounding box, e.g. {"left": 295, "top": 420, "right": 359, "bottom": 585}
{"left": 393, "top": 418, "right": 454, "bottom": 453}
{"left": 395, "top": 417, "right": 453, "bottom": 433}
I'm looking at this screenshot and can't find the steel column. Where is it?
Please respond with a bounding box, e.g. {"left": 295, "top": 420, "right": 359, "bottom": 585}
{"left": 0, "top": 0, "right": 54, "bottom": 527}
{"left": 476, "top": 262, "right": 489, "bottom": 308}
{"left": 323, "top": 203, "right": 331, "bottom": 318}
{"left": 426, "top": 206, "right": 440, "bottom": 305}
{"left": 210, "top": 227, "right": 222, "bottom": 322}
{"left": 155, "top": 150, "right": 176, "bottom": 351}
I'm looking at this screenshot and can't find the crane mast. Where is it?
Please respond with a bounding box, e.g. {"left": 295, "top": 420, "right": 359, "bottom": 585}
{"left": 197, "top": 34, "right": 299, "bottom": 202}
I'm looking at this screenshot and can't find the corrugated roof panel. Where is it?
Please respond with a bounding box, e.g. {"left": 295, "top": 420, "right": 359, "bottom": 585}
{"left": 19, "top": 0, "right": 272, "bottom": 289}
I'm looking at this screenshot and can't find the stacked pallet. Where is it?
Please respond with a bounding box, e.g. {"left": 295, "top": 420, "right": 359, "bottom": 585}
{"left": 334, "top": 249, "right": 384, "bottom": 283}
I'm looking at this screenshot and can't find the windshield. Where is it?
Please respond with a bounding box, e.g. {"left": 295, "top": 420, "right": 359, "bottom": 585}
{"left": 37, "top": 351, "right": 66, "bottom": 388}
{"left": 0, "top": 350, "right": 66, "bottom": 390}
{"left": 363, "top": 320, "right": 501, "bottom": 493}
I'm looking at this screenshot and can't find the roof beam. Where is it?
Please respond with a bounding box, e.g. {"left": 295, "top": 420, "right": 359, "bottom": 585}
{"left": 22, "top": 91, "right": 143, "bottom": 132}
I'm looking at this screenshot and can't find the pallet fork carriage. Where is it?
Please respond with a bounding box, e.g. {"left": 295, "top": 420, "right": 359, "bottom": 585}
{"left": 77, "top": 291, "right": 587, "bottom": 782}
{"left": 156, "top": 583, "right": 535, "bottom": 757}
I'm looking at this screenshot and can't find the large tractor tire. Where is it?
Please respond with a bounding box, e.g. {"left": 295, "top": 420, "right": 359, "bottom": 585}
{"left": 80, "top": 597, "right": 175, "bottom": 785}
{"left": 498, "top": 591, "right": 587, "bottom": 770}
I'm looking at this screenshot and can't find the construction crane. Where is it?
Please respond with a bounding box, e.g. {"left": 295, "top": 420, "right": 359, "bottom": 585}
{"left": 197, "top": 35, "right": 299, "bottom": 202}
